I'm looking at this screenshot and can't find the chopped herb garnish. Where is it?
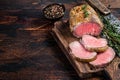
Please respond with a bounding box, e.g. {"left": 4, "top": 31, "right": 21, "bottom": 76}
{"left": 82, "top": 4, "right": 89, "bottom": 18}
{"left": 84, "top": 10, "right": 89, "bottom": 18}
{"left": 82, "top": 5, "right": 87, "bottom": 10}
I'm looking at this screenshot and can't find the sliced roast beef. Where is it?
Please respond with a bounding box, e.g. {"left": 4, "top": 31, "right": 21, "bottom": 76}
{"left": 81, "top": 35, "right": 108, "bottom": 52}
{"left": 69, "top": 4, "right": 103, "bottom": 38}
{"left": 73, "top": 22, "right": 102, "bottom": 37}
{"left": 89, "top": 47, "right": 115, "bottom": 67}
{"left": 69, "top": 41, "right": 97, "bottom": 62}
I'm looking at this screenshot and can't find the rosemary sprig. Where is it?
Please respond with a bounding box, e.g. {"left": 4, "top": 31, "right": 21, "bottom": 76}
{"left": 100, "top": 15, "right": 120, "bottom": 57}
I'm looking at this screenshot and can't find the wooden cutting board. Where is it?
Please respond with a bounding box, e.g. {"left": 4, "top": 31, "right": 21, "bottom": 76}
{"left": 51, "top": 21, "right": 120, "bottom": 79}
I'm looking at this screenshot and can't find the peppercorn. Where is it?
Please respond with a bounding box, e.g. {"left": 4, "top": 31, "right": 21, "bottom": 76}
{"left": 43, "top": 3, "right": 65, "bottom": 20}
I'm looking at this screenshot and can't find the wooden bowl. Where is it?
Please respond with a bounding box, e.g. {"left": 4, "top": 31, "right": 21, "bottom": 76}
{"left": 42, "top": 3, "right": 65, "bottom": 20}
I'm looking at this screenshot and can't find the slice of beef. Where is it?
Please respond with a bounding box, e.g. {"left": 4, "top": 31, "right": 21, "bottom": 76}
{"left": 73, "top": 22, "right": 102, "bottom": 38}
{"left": 81, "top": 35, "right": 108, "bottom": 52}
{"left": 69, "top": 41, "right": 97, "bottom": 62}
{"left": 89, "top": 47, "right": 115, "bottom": 67}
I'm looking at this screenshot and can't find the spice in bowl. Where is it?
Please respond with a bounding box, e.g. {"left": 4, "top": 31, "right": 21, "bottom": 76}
{"left": 43, "top": 3, "right": 65, "bottom": 20}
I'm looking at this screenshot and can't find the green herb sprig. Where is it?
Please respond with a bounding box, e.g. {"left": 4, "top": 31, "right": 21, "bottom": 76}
{"left": 100, "top": 15, "right": 120, "bottom": 57}
{"left": 82, "top": 5, "right": 89, "bottom": 18}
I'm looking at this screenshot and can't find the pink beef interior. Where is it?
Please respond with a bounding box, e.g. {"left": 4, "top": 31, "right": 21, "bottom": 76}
{"left": 69, "top": 41, "right": 97, "bottom": 59}
{"left": 73, "top": 22, "right": 102, "bottom": 37}
{"left": 89, "top": 47, "right": 115, "bottom": 66}
{"left": 82, "top": 35, "right": 107, "bottom": 48}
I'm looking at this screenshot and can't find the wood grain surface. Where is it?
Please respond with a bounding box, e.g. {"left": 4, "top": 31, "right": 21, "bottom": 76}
{"left": 0, "top": 0, "right": 119, "bottom": 80}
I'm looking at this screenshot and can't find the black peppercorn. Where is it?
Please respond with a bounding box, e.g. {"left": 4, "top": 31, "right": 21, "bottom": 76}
{"left": 43, "top": 3, "right": 65, "bottom": 20}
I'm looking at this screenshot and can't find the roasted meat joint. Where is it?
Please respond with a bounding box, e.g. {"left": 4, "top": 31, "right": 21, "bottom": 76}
{"left": 69, "top": 4, "right": 115, "bottom": 67}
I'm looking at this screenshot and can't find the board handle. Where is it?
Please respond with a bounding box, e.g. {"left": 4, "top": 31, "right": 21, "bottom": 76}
{"left": 104, "top": 57, "right": 120, "bottom": 80}
{"left": 86, "top": 0, "right": 111, "bottom": 15}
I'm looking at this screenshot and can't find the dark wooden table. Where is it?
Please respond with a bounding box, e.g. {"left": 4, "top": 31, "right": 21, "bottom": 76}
{"left": 0, "top": 0, "right": 120, "bottom": 80}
